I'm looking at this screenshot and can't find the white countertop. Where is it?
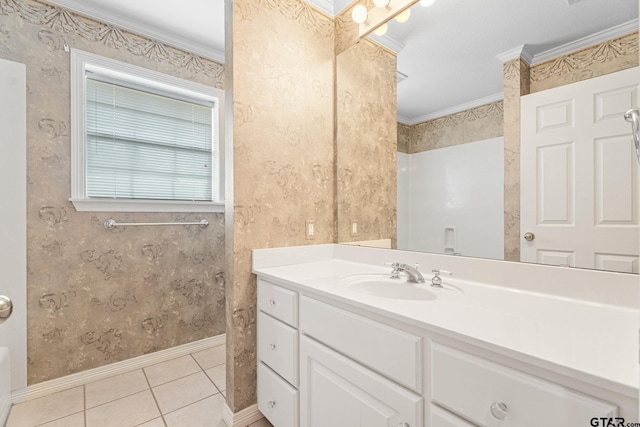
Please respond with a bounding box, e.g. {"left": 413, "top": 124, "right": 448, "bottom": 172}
{"left": 253, "top": 249, "right": 639, "bottom": 398}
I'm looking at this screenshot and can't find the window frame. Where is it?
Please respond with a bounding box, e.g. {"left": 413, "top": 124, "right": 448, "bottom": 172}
{"left": 70, "top": 49, "right": 224, "bottom": 213}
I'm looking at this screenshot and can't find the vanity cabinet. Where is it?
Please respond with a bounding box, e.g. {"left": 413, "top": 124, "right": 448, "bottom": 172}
{"left": 255, "top": 276, "right": 626, "bottom": 427}
{"left": 430, "top": 344, "right": 618, "bottom": 427}
{"left": 300, "top": 335, "right": 423, "bottom": 427}
{"left": 299, "top": 296, "right": 424, "bottom": 427}
{"left": 257, "top": 279, "right": 300, "bottom": 427}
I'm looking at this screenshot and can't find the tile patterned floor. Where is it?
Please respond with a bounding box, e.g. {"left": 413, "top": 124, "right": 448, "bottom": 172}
{"left": 6, "top": 344, "right": 272, "bottom": 427}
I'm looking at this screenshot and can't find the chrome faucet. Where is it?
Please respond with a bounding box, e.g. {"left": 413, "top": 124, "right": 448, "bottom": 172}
{"left": 430, "top": 269, "right": 452, "bottom": 288}
{"left": 386, "top": 262, "right": 425, "bottom": 283}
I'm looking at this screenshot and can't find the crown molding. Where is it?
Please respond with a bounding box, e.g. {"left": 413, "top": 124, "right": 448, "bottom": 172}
{"left": 531, "top": 19, "right": 638, "bottom": 64}
{"left": 369, "top": 33, "right": 406, "bottom": 53}
{"left": 398, "top": 92, "right": 504, "bottom": 125}
{"left": 496, "top": 44, "right": 534, "bottom": 64}
{"left": 44, "top": 0, "right": 225, "bottom": 63}
{"left": 307, "top": 0, "right": 336, "bottom": 15}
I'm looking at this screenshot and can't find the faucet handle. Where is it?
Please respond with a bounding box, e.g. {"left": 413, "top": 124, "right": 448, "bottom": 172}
{"left": 430, "top": 269, "right": 452, "bottom": 288}
{"left": 385, "top": 262, "right": 401, "bottom": 279}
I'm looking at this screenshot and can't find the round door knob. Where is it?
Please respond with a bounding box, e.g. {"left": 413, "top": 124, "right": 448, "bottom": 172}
{"left": 490, "top": 402, "right": 509, "bottom": 420}
{"left": 523, "top": 232, "right": 535, "bottom": 241}
{"left": 267, "top": 400, "right": 276, "bottom": 409}
{"left": 0, "top": 295, "right": 13, "bottom": 323}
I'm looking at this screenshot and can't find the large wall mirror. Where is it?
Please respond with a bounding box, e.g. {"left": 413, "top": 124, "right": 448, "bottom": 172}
{"left": 337, "top": 0, "right": 640, "bottom": 273}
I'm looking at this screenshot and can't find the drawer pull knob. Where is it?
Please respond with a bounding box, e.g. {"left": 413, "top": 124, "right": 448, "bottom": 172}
{"left": 268, "top": 299, "right": 276, "bottom": 307}
{"left": 268, "top": 400, "right": 276, "bottom": 409}
{"left": 490, "top": 402, "right": 508, "bottom": 420}
{"left": 268, "top": 344, "right": 276, "bottom": 351}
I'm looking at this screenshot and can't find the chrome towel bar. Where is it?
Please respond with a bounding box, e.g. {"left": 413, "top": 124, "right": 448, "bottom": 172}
{"left": 103, "top": 218, "right": 209, "bottom": 229}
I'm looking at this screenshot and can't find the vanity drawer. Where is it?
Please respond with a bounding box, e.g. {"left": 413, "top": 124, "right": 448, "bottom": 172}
{"left": 431, "top": 343, "right": 618, "bottom": 427}
{"left": 300, "top": 296, "right": 421, "bottom": 392}
{"left": 258, "top": 362, "right": 299, "bottom": 427}
{"left": 258, "top": 311, "right": 298, "bottom": 386}
{"left": 430, "top": 405, "right": 476, "bottom": 427}
{"left": 258, "top": 279, "right": 298, "bottom": 327}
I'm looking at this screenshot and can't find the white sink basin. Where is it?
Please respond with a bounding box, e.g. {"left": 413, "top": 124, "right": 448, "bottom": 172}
{"left": 342, "top": 274, "right": 437, "bottom": 301}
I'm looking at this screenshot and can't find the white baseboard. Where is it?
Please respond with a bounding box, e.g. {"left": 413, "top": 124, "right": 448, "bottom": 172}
{"left": 12, "top": 334, "right": 225, "bottom": 404}
{"left": 222, "top": 402, "right": 264, "bottom": 427}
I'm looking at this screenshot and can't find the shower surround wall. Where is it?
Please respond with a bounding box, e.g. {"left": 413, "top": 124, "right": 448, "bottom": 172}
{"left": 0, "top": 0, "right": 226, "bottom": 384}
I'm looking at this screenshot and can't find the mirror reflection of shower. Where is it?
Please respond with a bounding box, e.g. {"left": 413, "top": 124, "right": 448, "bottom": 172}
{"left": 397, "top": 136, "right": 504, "bottom": 260}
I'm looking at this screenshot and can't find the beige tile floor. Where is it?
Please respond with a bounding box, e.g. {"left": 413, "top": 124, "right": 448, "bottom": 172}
{"left": 6, "top": 344, "right": 272, "bottom": 427}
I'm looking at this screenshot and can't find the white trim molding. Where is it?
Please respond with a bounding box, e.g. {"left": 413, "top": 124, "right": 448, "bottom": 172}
{"left": 11, "top": 335, "right": 225, "bottom": 404}
{"left": 222, "top": 403, "right": 265, "bottom": 427}
{"left": 45, "top": 0, "right": 224, "bottom": 63}
{"left": 369, "top": 34, "right": 406, "bottom": 53}
{"left": 398, "top": 92, "right": 504, "bottom": 125}
{"left": 70, "top": 48, "right": 226, "bottom": 212}
{"left": 496, "top": 44, "right": 535, "bottom": 64}
{"left": 531, "top": 19, "right": 639, "bottom": 64}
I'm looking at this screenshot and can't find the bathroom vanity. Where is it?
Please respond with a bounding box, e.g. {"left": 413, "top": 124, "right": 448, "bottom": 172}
{"left": 253, "top": 244, "right": 638, "bottom": 427}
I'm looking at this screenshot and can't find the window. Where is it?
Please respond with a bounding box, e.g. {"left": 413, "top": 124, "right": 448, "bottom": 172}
{"left": 70, "top": 49, "right": 224, "bottom": 212}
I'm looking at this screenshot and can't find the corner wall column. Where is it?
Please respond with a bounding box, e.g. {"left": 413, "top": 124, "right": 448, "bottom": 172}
{"left": 500, "top": 47, "right": 531, "bottom": 262}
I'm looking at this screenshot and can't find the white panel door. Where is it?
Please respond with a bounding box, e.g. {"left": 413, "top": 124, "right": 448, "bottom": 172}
{"left": 299, "top": 336, "right": 422, "bottom": 427}
{"left": 521, "top": 66, "right": 640, "bottom": 272}
{"left": 0, "top": 58, "right": 27, "bottom": 399}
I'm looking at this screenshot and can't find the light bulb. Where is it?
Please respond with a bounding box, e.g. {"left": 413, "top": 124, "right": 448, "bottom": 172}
{"left": 395, "top": 8, "right": 411, "bottom": 23}
{"left": 420, "top": 0, "right": 435, "bottom": 7}
{"left": 374, "top": 23, "right": 388, "bottom": 36}
{"left": 352, "top": 5, "right": 368, "bottom": 24}
{"left": 374, "top": 0, "right": 390, "bottom": 7}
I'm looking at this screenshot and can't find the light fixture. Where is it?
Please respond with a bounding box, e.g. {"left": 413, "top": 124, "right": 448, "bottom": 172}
{"left": 420, "top": 0, "right": 435, "bottom": 6}
{"left": 395, "top": 8, "right": 411, "bottom": 23}
{"left": 374, "top": 0, "right": 391, "bottom": 7}
{"left": 352, "top": 5, "right": 368, "bottom": 24}
{"left": 374, "top": 23, "right": 388, "bottom": 36}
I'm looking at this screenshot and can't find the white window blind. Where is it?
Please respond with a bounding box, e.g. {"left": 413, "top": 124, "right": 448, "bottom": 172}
{"left": 85, "top": 77, "right": 217, "bottom": 202}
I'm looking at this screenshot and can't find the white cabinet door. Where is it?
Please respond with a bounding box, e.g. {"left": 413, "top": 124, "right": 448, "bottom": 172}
{"left": 299, "top": 336, "right": 422, "bottom": 427}
{"left": 0, "top": 58, "right": 27, "bottom": 415}
{"left": 521, "top": 66, "right": 640, "bottom": 272}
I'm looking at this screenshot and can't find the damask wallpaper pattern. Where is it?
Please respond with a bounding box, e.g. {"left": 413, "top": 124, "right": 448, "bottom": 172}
{"left": 530, "top": 32, "right": 638, "bottom": 93}
{"left": 401, "top": 101, "right": 504, "bottom": 154}
{"left": 337, "top": 39, "right": 397, "bottom": 246}
{"left": 228, "top": 0, "right": 336, "bottom": 411}
{"left": 0, "top": 0, "right": 225, "bottom": 384}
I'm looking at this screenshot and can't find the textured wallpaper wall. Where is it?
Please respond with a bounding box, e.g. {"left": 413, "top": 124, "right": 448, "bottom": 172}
{"left": 337, "top": 38, "right": 398, "bottom": 246}
{"left": 0, "top": 0, "right": 226, "bottom": 384}
{"left": 403, "top": 101, "right": 504, "bottom": 154}
{"left": 226, "top": 0, "right": 336, "bottom": 412}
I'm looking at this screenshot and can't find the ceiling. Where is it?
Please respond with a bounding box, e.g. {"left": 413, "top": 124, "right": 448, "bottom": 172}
{"left": 46, "top": 0, "right": 638, "bottom": 124}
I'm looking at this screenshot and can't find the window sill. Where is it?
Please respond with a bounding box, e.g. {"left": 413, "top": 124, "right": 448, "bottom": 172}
{"left": 70, "top": 198, "right": 224, "bottom": 213}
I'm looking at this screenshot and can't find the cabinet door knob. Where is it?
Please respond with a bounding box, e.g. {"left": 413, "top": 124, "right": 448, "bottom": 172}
{"left": 268, "top": 299, "right": 276, "bottom": 306}
{"left": 268, "top": 344, "right": 276, "bottom": 351}
{"left": 397, "top": 423, "right": 410, "bottom": 427}
{"left": 268, "top": 400, "right": 276, "bottom": 409}
{"left": 490, "top": 402, "right": 508, "bottom": 420}
{"left": 523, "top": 232, "right": 535, "bottom": 241}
